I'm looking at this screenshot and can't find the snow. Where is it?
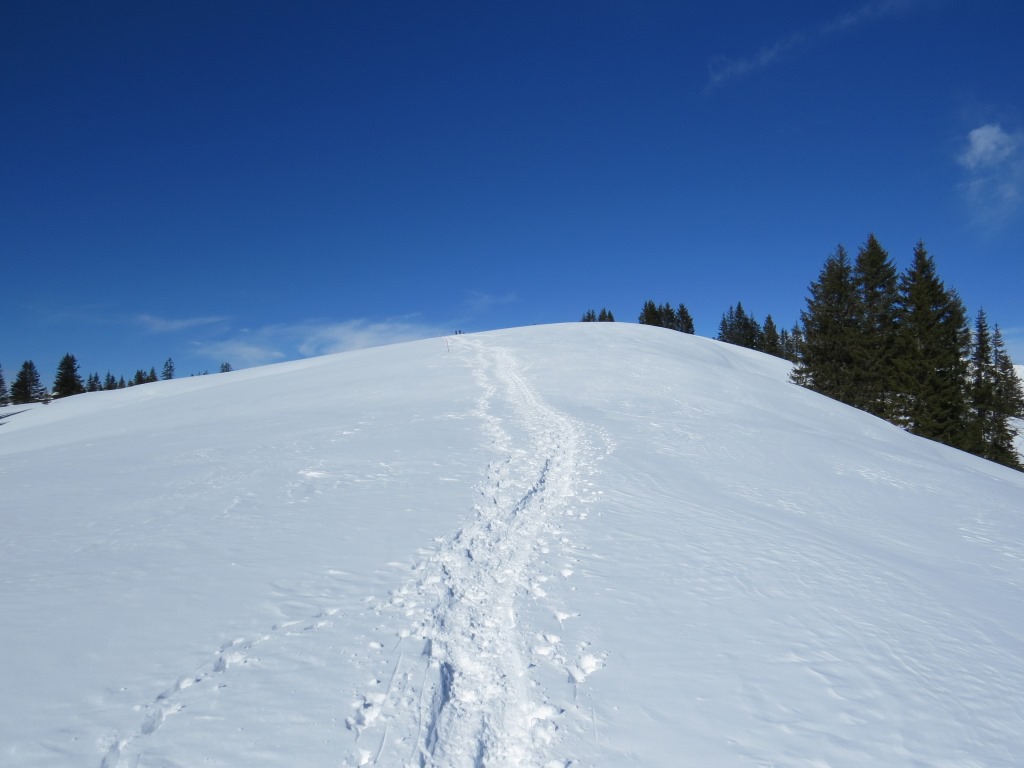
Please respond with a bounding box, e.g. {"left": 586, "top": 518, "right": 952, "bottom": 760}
{"left": 2, "top": 323, "right": 1023, "bottom": 767}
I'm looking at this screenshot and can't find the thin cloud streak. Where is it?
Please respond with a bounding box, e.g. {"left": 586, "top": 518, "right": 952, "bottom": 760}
{"left": 137, "top": 313, "right": 227, "bottom": 333}
{"left": 190, "top": 318, "right": 446, "bottom": 369}
{"left": 707, "top": 0, "right": 919, "bottom": 92}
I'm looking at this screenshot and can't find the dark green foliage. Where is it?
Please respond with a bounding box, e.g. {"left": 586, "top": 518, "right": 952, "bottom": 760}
{"left": 891, "top": 242, "right": 969, "bottom": 446}
{"left": 850, "top": 234, "right": 900, "bottom": 419}
{"left": 86, "top": 372, "right": 101, "bottom": 392}
{"left": 778, "top": 324, "right": 803, "bottom": 363}
{"left": 0, "top": 363, "right": 8, "bottom": 406}
{"left": 11, "top": 360, "right": 46, "bottom": 404}
{"left": 162, "top": 358, "right": 175, "bottom": 380}
{"left": 103, "top": 372, "right": 118, "bottom": 390}
{"left": 963, "top": 312, "right": 1023, "bottom": 468}
{"left": 598, "top": 308, "right": 615, "bottom": 322}
{"left": 791, "top": 245, "right": 858, "bottom": 403}
{"left": 581, "top": 309, "right": 597, "bottom": 322}
{"left": 220, "top": 362, "right": 233, "bottom": 373}
{"left": 717, "top": 302, "right": 763, "bottom": 350}
{"left": 639, "top": 300, "right": 694, "bottom": 333}
{"left": 760, "top": 315, "right": 782, "bottom": 357}
{"left": 52, "top": 353, "right": 86, "bottom": 399}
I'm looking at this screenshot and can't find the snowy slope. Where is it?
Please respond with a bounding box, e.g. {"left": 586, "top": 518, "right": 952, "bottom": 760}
{"left": 2, "top": 323, "right": 1023, "bottom": 768}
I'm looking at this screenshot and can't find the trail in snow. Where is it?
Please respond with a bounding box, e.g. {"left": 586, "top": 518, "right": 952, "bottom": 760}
{"left": 345, "top": 340, "right": 607, "bottom": 768}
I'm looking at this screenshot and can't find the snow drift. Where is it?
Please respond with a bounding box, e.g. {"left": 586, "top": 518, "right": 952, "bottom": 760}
{"left": 2, "top": 323, "right": 1022, "bottom": 767}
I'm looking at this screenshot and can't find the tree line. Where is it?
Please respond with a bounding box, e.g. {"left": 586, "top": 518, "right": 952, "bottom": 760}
{"left": 0, "top": 356, "right": 234, "bottom": 406}
{"left": 582, "top": 233, "right": 1023, "bottom": 470}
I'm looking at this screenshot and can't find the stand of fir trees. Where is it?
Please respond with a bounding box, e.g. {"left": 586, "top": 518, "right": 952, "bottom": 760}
{"left": 717, "top": 302, "right": 801, "bottom": 362}
{"left": 0, "top": 363, "right": 9, "bottom": 406}
{"left": 581, "top": 308, "right": 615, "bottom": 322}
{"left": 638, "top": 300, "right": 695, "bottom": 333}
{"left": 793, "top": 235, "right": 1024, "bottom": 470}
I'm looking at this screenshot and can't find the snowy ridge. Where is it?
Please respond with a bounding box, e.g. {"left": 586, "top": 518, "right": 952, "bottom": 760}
{"left": 346, "top": 339, "right": 607, "bottom": 767}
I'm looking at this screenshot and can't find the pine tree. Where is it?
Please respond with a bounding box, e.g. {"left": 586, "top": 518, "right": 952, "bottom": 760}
{"left": 850, "top": 234, "right": 899, "bottom": 418}
{"left": 162, "top": 358, "right": 175, "bottom": 380}
{"left": 892, "top": 242, "right": 969, "bottom": 445}
{"left": 219, "top": 362, "right": 233, "bottom": 373}
{"left": 597, "top": 308, "right": 615, "bottom": 322}
{"left": 86, "top": 372, "right": 101, "bottom": 392}
{"left": 103, "top": 372, "right": 118, "bottom": 391}
{"left": 11, "top": 360, "right": 46, "bottom": 404}
{"left": 52, "top": 353, "right": 86, "bottom": 399}
{"left": 675, "top": 303, "right": 694, "bottom": 334}
{"left": 990, "top": 325, "right": 1024, "bottom": 469}
{"left": 964, "top": 308, "right": 997, "bottom": 459}
{"left": 581, "top": 309, "right": 597, "bottom": 322}
{"left": 639, "top": 300, "right": 661, "bottom": 326}
{"left": 792, "top": 245, "right": 858, "bottom": 403}
{"left": 0, "top": 363, "right": 8, "bottom": 406}
{"left": 761, "top": 315, "right": 782, "bottom": 357}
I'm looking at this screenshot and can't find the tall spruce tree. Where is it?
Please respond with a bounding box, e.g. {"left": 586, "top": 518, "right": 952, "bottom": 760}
{"left": 964, "top": 308, "right": 998, "bottom": 459}
{"left": 162, "top": 358, "right": 175, "bottom": 380}
{"left": 991, "top": 325, "right": 1024, "bottom": 468}
{"left": 851, "top": 234, "right": 899, "bottom": 418}
{"left": 792, "top": 245, "right": 858, "bottom": 402}
{"left": 893, "top": 242, "right": 969, "bottom": 445}
{"left": 0, "top": 363, "right": 8, "bottom": 406}
{"left": 675, "top": 303, "right": 694, "bottom": 334}
{"left": 761, "top": 315, "right": 782, "bottom": 357}
{"left": 11, "top": 360, "right": 46, "bottom": 404}
{"left": 52, "top": 353, "right": 86, "bottom": 399}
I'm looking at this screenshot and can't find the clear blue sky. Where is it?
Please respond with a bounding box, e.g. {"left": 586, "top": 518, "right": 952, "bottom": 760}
{"left": 3, "top": 1, "right": 1024, "bottom": 380}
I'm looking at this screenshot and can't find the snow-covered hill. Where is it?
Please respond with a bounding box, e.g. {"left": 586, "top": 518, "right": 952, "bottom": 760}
{"left": 2, "top": 323, "right": 1023, "bottom": 767}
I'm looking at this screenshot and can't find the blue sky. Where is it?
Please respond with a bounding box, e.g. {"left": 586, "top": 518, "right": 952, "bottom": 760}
{"left": 3, "top": 1, "right": 1024, "bottom": 381}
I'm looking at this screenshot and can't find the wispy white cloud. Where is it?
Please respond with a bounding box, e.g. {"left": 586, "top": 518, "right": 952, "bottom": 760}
{"left": 707, "top": 0, "right": 918, "bottom": 92}
{"left": 294, "top": 319, "right": 445, "bottom": 357}
{"left": 190, "top": 318, "right": 445, "bottom": 369}
{"left": 957, "top": 123, "right": 1024, "bottom": 227}
{"left": 137, "top": 313, "right": 226, "bottom": 333}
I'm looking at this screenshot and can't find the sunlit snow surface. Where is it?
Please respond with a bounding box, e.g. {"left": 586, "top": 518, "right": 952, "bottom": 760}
{"left": 2, "top": 324, "right": 1023, "bottom": 767}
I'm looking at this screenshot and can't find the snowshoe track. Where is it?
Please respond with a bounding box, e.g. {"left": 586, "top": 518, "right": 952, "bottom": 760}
{"left": 346, "top": 340, "right": 607, "bottom": 767}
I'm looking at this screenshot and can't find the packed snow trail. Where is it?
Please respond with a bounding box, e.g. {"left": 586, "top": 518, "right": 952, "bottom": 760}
{"left": 345, "top": 339, "right": 606, "bottom": 767}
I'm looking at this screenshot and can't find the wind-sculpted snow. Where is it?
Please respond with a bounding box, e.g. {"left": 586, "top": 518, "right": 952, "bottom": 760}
{"left": 2, "top": 323, "right": 1024, "bottom": 767}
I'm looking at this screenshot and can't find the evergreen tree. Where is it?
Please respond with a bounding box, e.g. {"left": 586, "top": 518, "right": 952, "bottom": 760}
{"left": 0, "top": 363, "right": 8, "bottom": 406}
{"left": 162, "top": 358, "right": 175, "bottom": 380}
{"left": 86, "top": 372, "right": 101, "bottom": 392}
{"left": 639, "top": 300, "right": 661, "bottom": 326}
{"left": 597, "top": 308, "right": 615, "bottom": 322}
{"left": 761, "top": 315, "right": 782, "bottom": 357}
{"left": 11, "top": 360, "right": 46, "bottom": 404}
{"left": 581, "top": 309, "right": 597, "bottom": 322}
{"left": 118, "top": 376, "right": 127, "bottom": 389}
{"left": 103, "top": 372, "right": 118, "bottom": 391}
{"left": 675, "top": 303, "right": 694, "bottom": 334}
{"left": 52, "top": 353, "right": 86, "bottom": 399}
{"left": 220, "top": 362, "right": 233, "bottom": 373}
{"left": 990, "top": 325, "right": 1024, "bottom": 468}
{"left": 131, "top": 369, "right": 148, "bottom": 386}
{"left": 851, "top": 234, "right": 899, "bottom": 418}
{"left": 892, "top": 242, "right": 969, "bottom": 445}
{"left": 964, "top": 308, "right": 998, "bottom": 459}
{"left": 792, "top": 245, "right": 858, "bottom": 403}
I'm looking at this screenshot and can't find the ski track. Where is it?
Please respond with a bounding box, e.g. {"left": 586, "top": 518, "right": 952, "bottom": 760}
{"left": 345, "top": 340, "right": 608, "bottom": 768}
{"left": 96, "top": 339, "right": 608, "bottom": 768}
